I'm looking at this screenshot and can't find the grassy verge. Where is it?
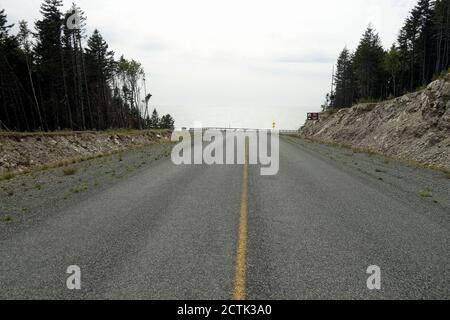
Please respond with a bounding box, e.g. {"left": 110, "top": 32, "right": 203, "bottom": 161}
{"left": 0, "top": 152, "right": 111, "bottom": 182}
{"left": 291, "top": 135, "right": 450, "bottom": 177}
{"left": 0, "top": 215, "right": 13, "bottom": 222}
{"left": 0, "top": 140, "right": 174, "bottom": 182}
{"left": 0, "top": 128, "right": 171, "bottom": 138}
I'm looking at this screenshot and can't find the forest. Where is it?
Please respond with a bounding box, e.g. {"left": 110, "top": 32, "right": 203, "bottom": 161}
{"left": 324, "top": 0, "right": 450, "bottom": 110}
{"left": 0, "top": 0, "right": 175, "bottom": 131}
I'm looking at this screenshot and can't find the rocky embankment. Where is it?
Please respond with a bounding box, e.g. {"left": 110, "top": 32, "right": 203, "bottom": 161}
{"left": 0, "top": 130, "right": 172, "bottom": 175}
{"left": 301, "top": 75, "right": 450, "bottom": 171}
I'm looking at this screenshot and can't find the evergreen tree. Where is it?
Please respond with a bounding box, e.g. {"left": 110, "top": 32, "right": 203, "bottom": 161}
{"left": 324, "top": 0, "right": 446, "bottom": 109}
{"left": 0, "top": 9, "right": 15, "bottom": 47}
{"left": 149, "top": 109, "right": 160, "bottom": 128}
{"left": 0, "top": 9, "right": 16, "bottom": 130}
{"left": 86, "top": 30, "right": 115, "bottom": 81}
{"left": 433, "top": 0, "right": 450, "bottom": 74}
{"left": 416, "top": 0, "right": 434, "bottom": 86}
{"left": 61, "top": 3, "right": 90, "bottom": 130}
{"left": 352, "top": 26, "right": 387, "bottom": 101}
{"left": 334, "top": 47, "right": 354, "bottom": 108}
{"left": 17, "top": 20, "right": 43, "bottom": 129}
{"left": 0, "top": 1, "right": 171, "bottom": 132}
{"left": 34, "top": 0, "right": 67, "bottom": 130}
{"left": 85, "top": 29, "right": 115, "bottom": 129}
{"left": 160, "top": 114, "right": 175, "bottom": 130}
{"left": 398, "top": 0, "right": 434, "bottom": 90}
{"left": 0, "top": 9, "right": 32, "bottom": 131}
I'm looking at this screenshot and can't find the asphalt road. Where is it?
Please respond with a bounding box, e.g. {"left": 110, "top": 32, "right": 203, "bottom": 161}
{"left": 1, "top": 135, "right": 449, "bottom": 299}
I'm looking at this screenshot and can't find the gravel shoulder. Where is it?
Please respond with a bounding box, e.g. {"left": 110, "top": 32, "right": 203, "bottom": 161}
{"left": 0, "top": 142, "right": 174, "bottom": 239}
{"left": 283, "top": 135, "right": 450, "bottom": 214}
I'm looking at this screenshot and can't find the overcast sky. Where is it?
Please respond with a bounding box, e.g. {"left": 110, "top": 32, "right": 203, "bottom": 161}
{"left": 4, "top": 0, "right": 417, "bottom": 129}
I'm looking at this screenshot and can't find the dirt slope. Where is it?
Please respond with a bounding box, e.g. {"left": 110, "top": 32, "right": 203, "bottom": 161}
{"left": 301, "top": 75, "right": 450, "bottom": 170}
{"left": 0, "top": 130, "right": 172, "bottom": 175}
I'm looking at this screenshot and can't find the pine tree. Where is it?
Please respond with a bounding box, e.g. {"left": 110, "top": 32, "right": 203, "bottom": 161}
{"left": 433, "top": 0, "right": 450, "bottom": 74}
{"left": 61, "top": 3, "right": 90, "bottom": 130}
{"left": 17, "top": 20, "right": 44, "bottom": 129}
{"left": 35, "top": 0, "right": 67, "bottom": 130}
{"left": 86, "top": 30, "right": 115, "bottom": 80}
{"left": 0, "top": 2, "right": 172, "bottom": 132}
{"left": 352, "top": 26, "right": 387, "bottom": 101}
{"left": 0, "top": 9, "right": 16, "bottom": 130}
{"left": 160, "top": 114, "right": 175, "bottom": 129}
{"left": 398, "top": 0, "right": 434, "bottom": 91}
{"left": 0, "top": 9, "right": 31, "bottom": 131}
{"left": 149, "top": 109, "right": 160, "bottom": 128}
{"left": 334, "top": 47, "right": 354, "bottom": 108}
{"left": 85, "top": 29, "right": 115, "bottom": 129}
{"left": 0, "top": 9, "right": 14, "bottom": 47}
{"left": 416, "top": 0, "right": 434, "bottom": 86}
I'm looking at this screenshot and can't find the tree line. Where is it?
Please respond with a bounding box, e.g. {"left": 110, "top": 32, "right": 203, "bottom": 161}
{"left": 324, "top": 0, "right": 450, "bottom": 110}
{"left": 0, "top": 0, "right": 175, "bottom": 131}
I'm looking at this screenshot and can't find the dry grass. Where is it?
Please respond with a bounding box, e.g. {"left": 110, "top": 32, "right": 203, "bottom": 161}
{"left": 0, "top": 152, "right": 115, "bottom": 182}
{"left": 0, "top": 129, "right": 173, "bottom": 182}
{"left": 1, "top": 172, "right": 15, "bottom": 181}
{"left": 303, "top": 137, "right": 450, "bottom": 176}
{"left": 0, "top": 215, "right": 13, "bottom": 222}
{"left": 419, "top": 187, "right": 433, "bottom": 198}
{"left": 0, "top": 129, "right": 171, "bottom": 138}
{"left": 62, "top": 167, "right": 77, "bottom": 176}
{"left": 0, "top": 130, "right": 97, "bottom": 138}
{"left": 443, "top": 169, "right": 450, "bottom": 179}
{"left": 70, "top": 183, "right": 88, "bottom": 194}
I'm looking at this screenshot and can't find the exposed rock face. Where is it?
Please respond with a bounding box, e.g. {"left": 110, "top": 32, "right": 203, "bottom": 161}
{"left": 0, "top": 130, "right": 172, "bottom": 174}
{"left": 300, "top": 75, "right": 450, "bottom": 170}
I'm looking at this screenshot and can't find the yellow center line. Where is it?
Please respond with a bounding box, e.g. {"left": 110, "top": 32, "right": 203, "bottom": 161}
{"left": 233, "top": 139, "right": 249, "bottom": 300}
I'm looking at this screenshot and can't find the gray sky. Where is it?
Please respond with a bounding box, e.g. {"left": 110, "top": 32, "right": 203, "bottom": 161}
{"left": 5, "top": 0, "right": 417, "bottom": 129}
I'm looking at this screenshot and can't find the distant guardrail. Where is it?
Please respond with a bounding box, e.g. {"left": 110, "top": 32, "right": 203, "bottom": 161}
{"left": 180, "top": 128, "right": 299, "bottom": 135}
{"left": 279, "top": 130, "right": 299, "bottom": 135}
